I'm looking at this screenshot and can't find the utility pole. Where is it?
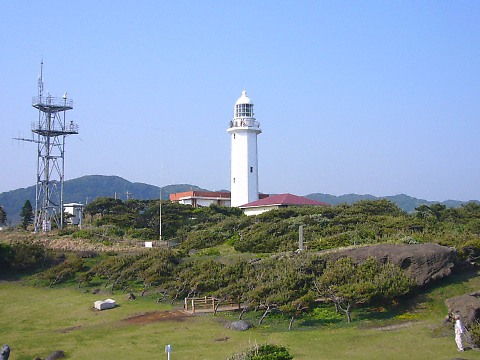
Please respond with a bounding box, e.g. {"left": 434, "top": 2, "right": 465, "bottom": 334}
{"left": 159, "top": 186, "right": 162, "bottom": 241}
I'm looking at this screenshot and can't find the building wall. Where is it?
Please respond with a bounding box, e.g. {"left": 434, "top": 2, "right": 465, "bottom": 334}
{"left": 230, "top": 128, "right": 259, "bottom": 207}
{"left": 242, "top": 205, "right": 279, "bottom": 216}
{"left": 64, "top": 204, "right": 83, "bottom": 225}
{"left": 170, "top": 191, "right": 231, "bottom": 208}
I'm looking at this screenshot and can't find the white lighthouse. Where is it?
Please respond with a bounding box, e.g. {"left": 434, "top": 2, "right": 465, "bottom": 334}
{"left": 227, "top": 90, "right": 262, "bottom": 207}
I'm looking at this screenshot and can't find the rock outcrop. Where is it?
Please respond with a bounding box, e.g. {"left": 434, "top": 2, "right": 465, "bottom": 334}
{"left": 446, "top": 292, "right": 480, "bottom": 328}
{"left": 324, "top": 243, "right": 456, "bottom": 286}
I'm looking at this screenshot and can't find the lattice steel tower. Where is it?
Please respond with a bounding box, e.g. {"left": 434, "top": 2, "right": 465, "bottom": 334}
{"left": 29, "top": 62, "right": 79, "bottom": 232}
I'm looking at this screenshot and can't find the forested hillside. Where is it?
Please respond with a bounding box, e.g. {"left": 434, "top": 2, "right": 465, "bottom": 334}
{"left": 0, "top": 175, "right": 205, "bottom": 224}
{"left": 1, "top": 175, "right": 477, "bottom": 225}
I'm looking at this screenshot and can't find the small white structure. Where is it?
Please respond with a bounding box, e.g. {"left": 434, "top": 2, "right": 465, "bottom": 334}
{"left": 63, "top": 202, "right": 84, "bottom": 226}
{"left": 94, "top": 298, "right": 116, "bottom": 310}
{"left": 227, "top": 90, "right": 262, "bottom": 207}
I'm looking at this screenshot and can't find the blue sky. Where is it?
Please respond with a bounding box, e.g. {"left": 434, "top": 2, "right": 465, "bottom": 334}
{"left": 1, "top": 1, "right": 479, "bottom": 201}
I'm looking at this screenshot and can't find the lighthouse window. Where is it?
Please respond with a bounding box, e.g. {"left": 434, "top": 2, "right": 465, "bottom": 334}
{"left": 235, "top": 104, "right": 253, "bottom": 117}
{"left": 234, "top": 134, "right": 236, "bottom": 139}
{"left": 250, "top": 167, "right": 253, "bottom": 173}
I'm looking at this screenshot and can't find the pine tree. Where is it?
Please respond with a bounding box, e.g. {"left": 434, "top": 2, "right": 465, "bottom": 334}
{"left": 0, "top": 205, "right": 7, "bottom": 225}
{"left": 20, "top": 200, "right": 33, "bottom": 230}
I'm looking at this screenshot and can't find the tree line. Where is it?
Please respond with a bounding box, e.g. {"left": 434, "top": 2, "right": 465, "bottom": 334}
{"left": 72, "top": 197, "right": 480, "bottom": 259}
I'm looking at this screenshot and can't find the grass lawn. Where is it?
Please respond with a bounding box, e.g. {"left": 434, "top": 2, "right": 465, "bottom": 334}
{"left": 1, "top": 273, "right": 480, "bottom": 360}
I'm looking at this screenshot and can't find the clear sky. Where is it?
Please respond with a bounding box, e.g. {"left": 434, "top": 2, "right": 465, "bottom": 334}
{"left": 1, "top": 1, "right": 479, "bottom": 201}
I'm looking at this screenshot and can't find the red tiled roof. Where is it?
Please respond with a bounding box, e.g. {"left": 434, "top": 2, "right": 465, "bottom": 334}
{"left": 239, "top": 193, "right": 330, "bottom": 208}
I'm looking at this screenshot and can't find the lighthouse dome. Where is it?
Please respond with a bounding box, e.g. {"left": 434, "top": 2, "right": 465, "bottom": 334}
{"left": 235, "top": 90, "right": 253, "bottom": 105}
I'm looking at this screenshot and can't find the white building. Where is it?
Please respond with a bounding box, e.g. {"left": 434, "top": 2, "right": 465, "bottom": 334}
{"left": 169, "top": 191, "right": 231, "bottom": 207}
{"left": 240, "top": 193, "right": 330, "bottom": 216}
{"left": 227, "top": 90, "right": 262, "bottom": 207}
{"left": 63, "top": 202, "right": 84, "bottom": 226}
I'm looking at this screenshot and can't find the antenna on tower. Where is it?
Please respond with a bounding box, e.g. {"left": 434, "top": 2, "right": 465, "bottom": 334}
{"left": 14, "top": 61, "right": 79, "bottom": 232}
{"left": 38, "top": 60, "right": 44, "bottom": 99}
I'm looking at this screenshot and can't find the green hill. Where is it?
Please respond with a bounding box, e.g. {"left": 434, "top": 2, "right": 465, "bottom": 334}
{"left": 1, "top": 175, "right": 477, "bottom": 225}
{"left": 0, "top": 175, "right": 205, "bottom": 224}
{"left": 305, "top": 192, "right": 476, "bottom": 213}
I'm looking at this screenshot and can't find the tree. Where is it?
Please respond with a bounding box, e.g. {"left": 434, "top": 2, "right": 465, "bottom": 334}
{"left": 0, "top": 205, "right": 6, "bottom": 225}
{"left": 314, "top": 257, "right": 412, "bottom": 323}
{"left": 415, "top": 204, "right": 447, "bottom": 221}
{"left": 84, "top": 197, "right": 124, "bottom": 217}
{"left": 20, "top": 200, "right": 33, "bottom": 229}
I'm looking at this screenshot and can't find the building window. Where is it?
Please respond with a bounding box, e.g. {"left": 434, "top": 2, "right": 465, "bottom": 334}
{"left": 250, "top": 166, "right": 253, "bottom": 173}
{"left": 234, "top": 134, "right": 236, "bottom": 139}
{"left": 233, "top": 178, "right": 235, "bottom": 183}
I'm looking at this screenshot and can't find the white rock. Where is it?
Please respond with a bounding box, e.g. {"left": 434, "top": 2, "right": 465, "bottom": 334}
{"left": 94, "top": 299, "right": 116, "bottom": 310}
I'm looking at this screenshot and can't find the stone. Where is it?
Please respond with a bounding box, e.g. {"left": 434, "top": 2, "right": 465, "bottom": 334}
{"left": 324, "top": 243, "right": 456, "bottom": 286}
{"left": 446, "top": 292, "right": 480, "bottom": 328}
{"left": 226, "top": 320, "right": 254, "bottom": 331}
{"left": 94, "top": 298, "right": 116, "bottom": 310}
{"left": 45, "top": 350, "right": 65, "bottom": 360}
{"left": 0, "top": 344, "right": 10, "bottom": 360}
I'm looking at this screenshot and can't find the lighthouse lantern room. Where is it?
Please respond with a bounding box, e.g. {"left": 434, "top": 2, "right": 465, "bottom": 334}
{"left": 227, "top": 90, "right": 262, "bottom": 207}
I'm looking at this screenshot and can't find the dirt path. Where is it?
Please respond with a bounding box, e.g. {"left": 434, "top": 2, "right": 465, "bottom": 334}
{"left": 122, "top": 310, "right": 191, "bottom": 324}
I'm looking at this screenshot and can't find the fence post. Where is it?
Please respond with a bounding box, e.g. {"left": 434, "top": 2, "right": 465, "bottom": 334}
{"left": 191, "top": 299, "right": 195, "bottom": 314}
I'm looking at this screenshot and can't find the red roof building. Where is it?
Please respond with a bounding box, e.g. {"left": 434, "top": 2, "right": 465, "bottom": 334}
{"left": 239, "top": 193, "right": 330, "bottom": 216}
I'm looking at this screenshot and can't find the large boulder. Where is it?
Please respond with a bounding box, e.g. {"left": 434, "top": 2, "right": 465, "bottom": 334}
{"left": 226, "top": 320, "right": 254, "bottom": 331}
{"left": 324, "top": 243, "right": 456, "bottom": 286}
{"left": 0, "top": 344, "right": 10, "bottom": 360}
{"left": 445, "top": 292, "right": 480, "bottom": 328}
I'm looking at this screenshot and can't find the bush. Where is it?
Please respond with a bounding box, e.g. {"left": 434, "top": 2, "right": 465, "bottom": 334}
{"left": 37, "top": 258, "right": 85, "bottom": 287}
{"left": 72, "top": 229, "right": 97, "bottom": 239}
{"left": 0, "top": 243, "right": 14, "bottom": 271}
{"left": 227, "top": 344, "right": 293, "bottom": 360}
{"left": 72, "top": 225, "right": 125, "bottom": 240}
{"left": 470, "top": 320, "right": 480, "bottom": 347}
{"left": 58, "top": 227, "right": 77, "bottom": 236}
{"left": 6, "top": 241, "right": 47, "bottom": 271}
{"left": 181, "top": 229, "right": 226, "bottom": 250}
{"left": 126, "top": 227, "right": 157, "bottom": 240}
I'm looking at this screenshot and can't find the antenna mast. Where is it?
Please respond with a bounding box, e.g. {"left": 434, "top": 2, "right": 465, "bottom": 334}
{"left": 16, "top": 62, "right": 79, "bottom": 232}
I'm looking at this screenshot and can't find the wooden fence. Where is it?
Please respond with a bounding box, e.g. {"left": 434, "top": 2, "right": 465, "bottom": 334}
{"left": 184, "top": 296, "right": 241, "bottom": 314}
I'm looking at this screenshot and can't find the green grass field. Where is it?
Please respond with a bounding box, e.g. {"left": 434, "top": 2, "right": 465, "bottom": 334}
{"left": 1, "top": 273, "right": 480, "bottom": 360}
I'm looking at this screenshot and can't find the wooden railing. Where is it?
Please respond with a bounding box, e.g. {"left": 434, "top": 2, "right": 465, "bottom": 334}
{"left": 184, "top": 296, "right": 241, "bottom": 314}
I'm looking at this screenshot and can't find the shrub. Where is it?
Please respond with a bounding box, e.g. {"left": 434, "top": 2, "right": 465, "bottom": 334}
{"left": 227, "top": 344, "right": 293, "bottom": 360}
{"left": 126, "top": 227, "right": 157, "bottom": 240}
{"left": 38, "top": 258, "right": 85, "bottom": 287}
{"left": 469, "top": 320, "right": 480, "bottom": 347}
{"left": 7, "top": 241, "right": 47, "bottom": 271}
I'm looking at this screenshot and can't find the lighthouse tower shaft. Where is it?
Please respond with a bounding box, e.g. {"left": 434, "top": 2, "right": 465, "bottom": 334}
{"left": 227, "top": 91, "right": 261, "bottom": 207}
